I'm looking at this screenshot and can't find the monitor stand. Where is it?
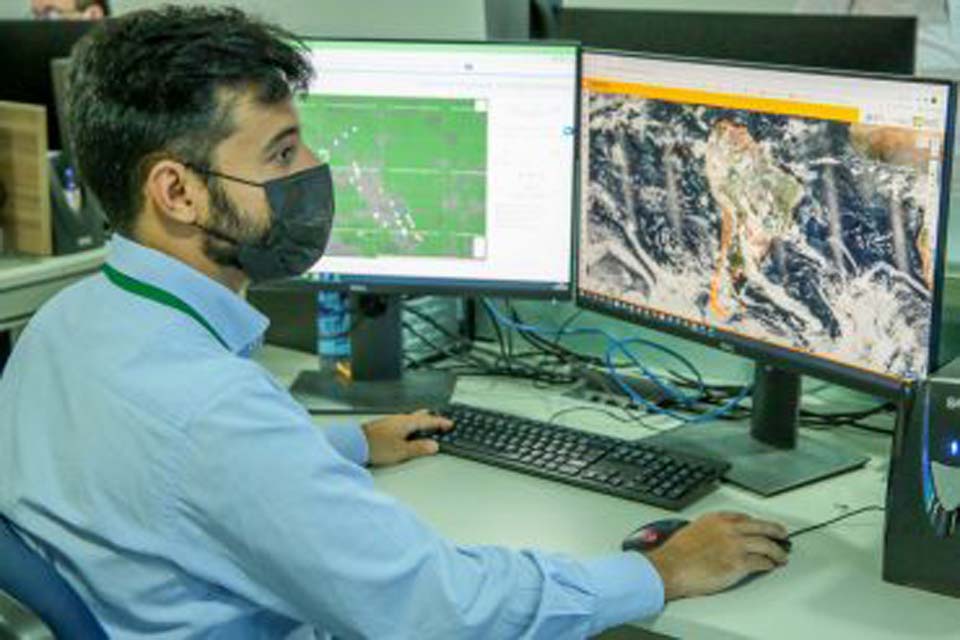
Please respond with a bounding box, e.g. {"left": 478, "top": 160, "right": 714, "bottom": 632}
{"left": 644, "top": 364, "right": 869, "bottom": 496}
{"left": 291, "top": 293, "right": 456, "bottom": 414}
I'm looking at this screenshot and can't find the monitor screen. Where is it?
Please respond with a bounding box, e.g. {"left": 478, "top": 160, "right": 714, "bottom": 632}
{"left": 577, "top": 50, "right": 956, "bottom": 392}
{"left": 298, "top": 39, "right": 578, "bottom": 297}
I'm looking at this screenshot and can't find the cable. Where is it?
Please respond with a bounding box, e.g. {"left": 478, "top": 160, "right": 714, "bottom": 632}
{"left": 666, "top": 367, "right": 896, "bottom": 432}
{"left": 802, "top": 404, "right": 895, "bottom": 424}
{"left": 605, "top": 336, "right": 707, "bottom": 407}
{"left": 788, "top": 505, "right": 885, "bottom": 539}
{"left": 554, "top": 309, "right": 585, "bottom": 348}
{"left": 481, "top": 297, "right": 509, "bottom": 365}
{"left": 547, "top": 404, "right": 662, "bottom": 432}
{"left": 603, "top": 340, "right": 752, "bottom": 423}
{"left": 481, "top": 299, "right": 754, "bottom": 422}
{"left": 406, "top": 302, "right": 577, "bottom": 385}
{"left": 504, "top": 299, "right": 517, "bottom": 361}
{"left": 400, "top": 311, "right": 577, "bottom": 386}
{"left": 484, "top": 299, "right": 714, "bottom": 397}
{"left": 803, "top": 420, "right": 894, "bottom": 437}
{"left": 401, "top": 320, "right": 495, "bottom": 374}
{"left": 482, "top": 299, "right": 617, "bottom": 354}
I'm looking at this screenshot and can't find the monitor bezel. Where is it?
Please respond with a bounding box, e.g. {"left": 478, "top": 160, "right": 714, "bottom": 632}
{"left": 295, "top": 36, "right": 582, "bottom": 300}
{"left": 575, "top": 48, "right": 958, "bottom": 398}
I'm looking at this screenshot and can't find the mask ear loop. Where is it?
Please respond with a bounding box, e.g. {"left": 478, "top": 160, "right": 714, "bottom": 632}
{"left": 182, "top": 162, "right": 255, "bottom": 270}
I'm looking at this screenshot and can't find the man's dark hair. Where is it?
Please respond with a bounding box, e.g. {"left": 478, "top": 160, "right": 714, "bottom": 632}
{"left": 76, "top": 0, "right": 111, "bottom": 17}
{"left": 67, "top": 6, "right": 312, "bottom": 234}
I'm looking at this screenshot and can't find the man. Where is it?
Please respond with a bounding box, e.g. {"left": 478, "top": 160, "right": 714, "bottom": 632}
{"left": 0, "top": 7, "right": 789, "bottom": 637}
{"left": 30, "top": 0, "right": 109, "bottom": 20}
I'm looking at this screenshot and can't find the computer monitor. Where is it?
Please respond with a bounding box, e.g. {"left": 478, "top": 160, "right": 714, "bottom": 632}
{"left": 0, "top": 20, "right": 98, "bottom": 152}
{"left": 577, "top": 49, "right": 957, "bottom": 494}
{"left": 289, "top": 38, "right": 579, "bottom": 412}
{"left": 550, "top": 10, "right": 916, "bottom": 75}
{"left": 50, "top": 59, "right": 76, "bottom": 165}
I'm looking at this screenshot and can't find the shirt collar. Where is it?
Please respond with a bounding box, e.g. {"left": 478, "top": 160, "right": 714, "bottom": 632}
{"left": 105, "top": 234, "right": 269, "bottom": 356}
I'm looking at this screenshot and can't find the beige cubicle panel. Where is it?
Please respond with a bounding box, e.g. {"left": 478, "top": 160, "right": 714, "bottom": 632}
{"left": 0, "top": 101, "right": 52, "bottom": 256}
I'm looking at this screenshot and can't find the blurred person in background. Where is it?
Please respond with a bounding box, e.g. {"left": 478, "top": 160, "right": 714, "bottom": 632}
{"left": 31, "top": 0, "right": 110, "bottom": 20}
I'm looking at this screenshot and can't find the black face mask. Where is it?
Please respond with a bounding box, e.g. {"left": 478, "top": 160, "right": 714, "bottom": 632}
{"left": 190, "top": 164, "right": 335, "bottom": 283}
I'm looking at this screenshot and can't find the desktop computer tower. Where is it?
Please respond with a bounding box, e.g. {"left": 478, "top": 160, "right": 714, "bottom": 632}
{"left": 884, "top": 356, "right": 960, "bottom": 598}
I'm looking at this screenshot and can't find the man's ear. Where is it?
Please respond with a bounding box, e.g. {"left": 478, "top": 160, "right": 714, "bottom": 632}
{"left": 144, "top": 159, "right": 204, "bottom": 227}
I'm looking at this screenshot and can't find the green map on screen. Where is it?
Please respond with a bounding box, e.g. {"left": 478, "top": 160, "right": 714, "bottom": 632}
{"left": 299, "top": 95, "right": 488, "bottom": 259}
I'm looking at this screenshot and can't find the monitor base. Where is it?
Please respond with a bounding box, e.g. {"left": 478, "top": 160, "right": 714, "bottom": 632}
{"left": 291, "top": 369, "right": 456, "bottom": 414}
{"left": 645, "top": 419, "right": 869, "bottom": 496}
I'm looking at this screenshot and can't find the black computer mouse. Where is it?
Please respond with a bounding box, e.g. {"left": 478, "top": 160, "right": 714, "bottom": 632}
{"left": 621, "top": 518, "right": 690, "bottom": 552}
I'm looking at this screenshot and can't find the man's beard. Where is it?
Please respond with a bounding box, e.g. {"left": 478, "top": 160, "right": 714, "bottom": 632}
{"left": 202, "top": 177, "right": 267, "bottom": 268}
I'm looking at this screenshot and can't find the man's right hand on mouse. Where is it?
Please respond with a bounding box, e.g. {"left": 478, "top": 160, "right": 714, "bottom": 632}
{"left": 643, "top": 511, "right": 790, "bottom": 600}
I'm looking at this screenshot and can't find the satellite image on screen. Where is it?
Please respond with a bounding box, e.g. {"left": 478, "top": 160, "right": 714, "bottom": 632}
{"left": 580, "top": 93, "right": 942, "bottom": 379}
{"left": 299, "top": 95, "right": 488, "bottom": 259}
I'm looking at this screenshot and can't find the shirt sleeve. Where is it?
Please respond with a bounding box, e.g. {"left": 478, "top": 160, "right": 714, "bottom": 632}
{"left": 168, "top": 367, "right": 664, "bottom": 639}
{"left": 320, "top": 421, "right": 369, "bottom": 466}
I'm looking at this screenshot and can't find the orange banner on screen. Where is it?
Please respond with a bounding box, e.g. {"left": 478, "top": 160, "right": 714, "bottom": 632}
{"left": 584, "top": 78, "right": 860, "bottom": 123}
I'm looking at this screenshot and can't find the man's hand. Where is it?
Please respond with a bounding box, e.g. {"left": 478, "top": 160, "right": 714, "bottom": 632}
{"left": 644, "top": 512, "right": 790, "bottom": 600}
{"left": 362, "top": 410, "right": 453, "bottom": 467}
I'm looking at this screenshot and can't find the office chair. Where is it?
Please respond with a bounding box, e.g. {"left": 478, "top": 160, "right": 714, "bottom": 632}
{"left": 0, "top": 588, "right": 54, "bottom": 640}
{"left": 0, "top": 515, "right": 106, "bottom": 639}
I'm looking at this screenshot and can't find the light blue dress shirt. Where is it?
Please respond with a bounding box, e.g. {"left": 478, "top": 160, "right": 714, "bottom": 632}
{"left": 0, "top": 235, "right": 664, "bottom": 638}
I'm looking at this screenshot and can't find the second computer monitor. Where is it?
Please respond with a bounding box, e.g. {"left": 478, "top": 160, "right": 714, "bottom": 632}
{"left": 577, "top": 49, "right": 956, "bottom": 493}
{"left": 578, "top": 49, "right": 956, "bottom": 395}
{"left": 298, "top": 39, "right": 579, "bottom": 297}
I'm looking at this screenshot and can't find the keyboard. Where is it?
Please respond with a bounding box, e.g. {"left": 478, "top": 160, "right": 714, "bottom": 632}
{"left": 432, "top": 403, "right": 730, "bottom": 511}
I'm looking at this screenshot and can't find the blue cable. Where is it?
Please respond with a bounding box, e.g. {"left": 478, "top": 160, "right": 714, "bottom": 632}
{"left": 483, "top": 299, "right": 752, "bottom": 423}
{"left": 604, "top": 336, "right": 706, "bottom": 407}
{"left": 481, "top": 299, "right": 618, "bottom": 342}
{"left": 604, "top": 342, "right": 752, "bottom": 423}
{"left": 484, "top": 299, "right": 704, "bottom": 404}
{"left": 603, "top": 340, "right": 752, "bottom": 422}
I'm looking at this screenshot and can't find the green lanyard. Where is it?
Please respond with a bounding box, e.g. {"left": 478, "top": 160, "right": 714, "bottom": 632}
{"left": 101, "top": 263, "right": 230, "bottom": 350}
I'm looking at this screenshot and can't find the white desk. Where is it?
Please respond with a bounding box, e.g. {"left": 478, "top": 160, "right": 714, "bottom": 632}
{"left": 0, "top": 248, "right": 106, "bottom": 331}
{"left": 259, "top": 346, "right": 958, "bottom": 640}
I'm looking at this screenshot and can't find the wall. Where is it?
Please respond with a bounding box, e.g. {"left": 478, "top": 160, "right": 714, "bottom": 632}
{"left": 0, "top": 0, "right": 800, "bottom": 22}
{"left": 0, "top": 0, "right": 489, "bottom": 36}
{"left": 110, "top": 0, "right": 488, "bottom": 38}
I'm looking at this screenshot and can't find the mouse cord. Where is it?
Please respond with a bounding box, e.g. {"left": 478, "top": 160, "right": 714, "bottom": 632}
{"left": 788, "top": 505, "right": 885, "bottom": 539}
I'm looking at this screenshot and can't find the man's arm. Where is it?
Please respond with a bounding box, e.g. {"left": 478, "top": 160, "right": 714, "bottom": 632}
{"left": 169, "top": 368, "right": 664, "bottom": 638}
